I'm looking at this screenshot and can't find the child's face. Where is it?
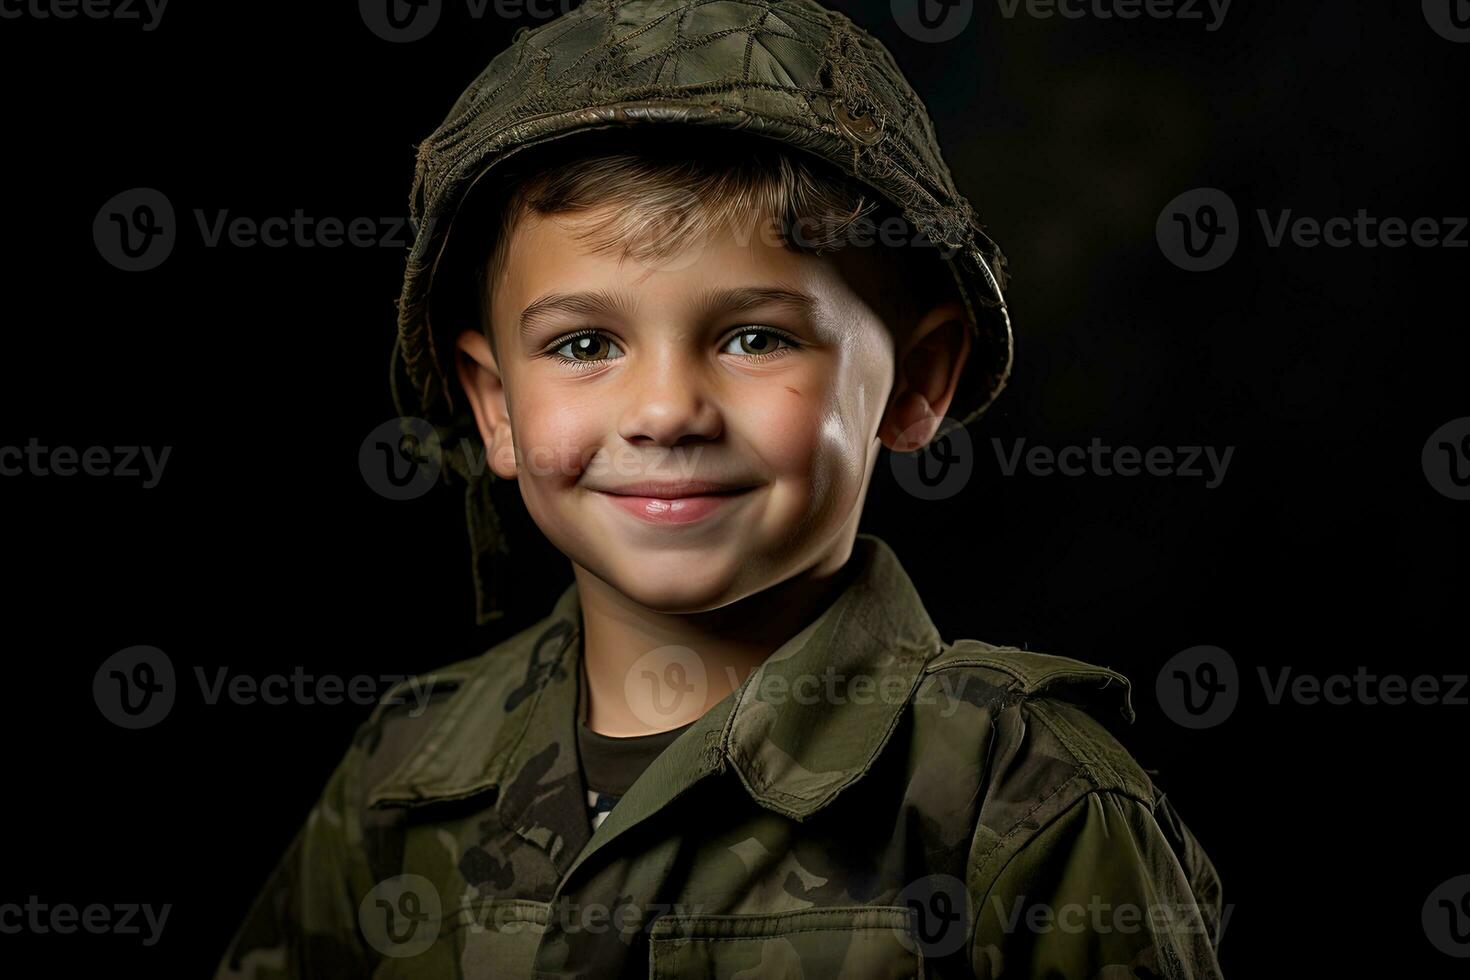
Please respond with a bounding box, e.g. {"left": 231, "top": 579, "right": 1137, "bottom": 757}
{"left": 458, "top": 204, "right": 964, "bottom": 613}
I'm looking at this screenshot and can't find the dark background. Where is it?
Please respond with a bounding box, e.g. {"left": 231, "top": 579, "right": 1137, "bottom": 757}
{"left": 2, "top": 0, "right": 1465, "bottom": 974}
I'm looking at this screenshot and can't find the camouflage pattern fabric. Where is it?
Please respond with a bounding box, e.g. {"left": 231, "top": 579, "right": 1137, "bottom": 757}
{"left": 215, "top": 534, "right": 1224, "bottom": 978}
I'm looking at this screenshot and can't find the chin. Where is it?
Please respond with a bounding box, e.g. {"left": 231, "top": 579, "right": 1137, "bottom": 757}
{"left": 601, "top": 555, "right": 745, "bottom": 614}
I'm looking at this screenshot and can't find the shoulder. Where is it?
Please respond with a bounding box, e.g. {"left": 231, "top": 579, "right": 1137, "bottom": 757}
{"left": 915, "top": 638, "right": 1156, "bottom": 805}
{"left": 253, "top": 609, "right": 577, "bottom": 889}
{"left": 912, "top": 640, "right": 1225, "bottom": 910}
{"left": 339, "top": 610, "right": 577, "bottom": 810}
{"left": 923, "top": 644, "right": 1227, "bottom": 973}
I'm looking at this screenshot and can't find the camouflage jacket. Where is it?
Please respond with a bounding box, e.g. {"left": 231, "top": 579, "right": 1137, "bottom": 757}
{"left": 215, "top": 534, "right": 1224, "bottom": 978}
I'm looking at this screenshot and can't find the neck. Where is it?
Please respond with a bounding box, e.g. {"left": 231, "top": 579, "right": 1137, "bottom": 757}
{"left": 573, "top": 542, "right": 859, "bottom": 736}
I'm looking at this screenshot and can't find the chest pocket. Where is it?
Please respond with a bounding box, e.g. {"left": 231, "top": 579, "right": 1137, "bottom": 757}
{"left": 648, "top": 906, "right": 923, "bottom": 979}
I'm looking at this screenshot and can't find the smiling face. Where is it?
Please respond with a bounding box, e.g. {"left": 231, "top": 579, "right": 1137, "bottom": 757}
{"left": 454, "top": 189, "right": 972, "bottom": 614}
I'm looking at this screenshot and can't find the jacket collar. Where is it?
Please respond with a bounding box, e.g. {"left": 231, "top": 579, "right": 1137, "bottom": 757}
{"left": 719, "top": 533, "right": 942, "bottom": 819}
{"left": 367, "top": 533, "right": 942, "bottom": 826}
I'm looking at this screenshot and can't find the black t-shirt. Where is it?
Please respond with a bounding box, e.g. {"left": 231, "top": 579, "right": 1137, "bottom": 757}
{"left": 575, "top": 720, "right": 694, "bottom": 830}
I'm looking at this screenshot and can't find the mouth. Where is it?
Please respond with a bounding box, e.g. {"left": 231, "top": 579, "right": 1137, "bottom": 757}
{"left": 590, "top": 485, "right": 758, "bottom": 526}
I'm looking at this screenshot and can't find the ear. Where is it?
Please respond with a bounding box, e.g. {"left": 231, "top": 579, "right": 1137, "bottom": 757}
{"left": 453, "top": 327, "right": 518, "bottom": 480}
{"left": 878, "top": 300, "right": 972, "bottom": 452}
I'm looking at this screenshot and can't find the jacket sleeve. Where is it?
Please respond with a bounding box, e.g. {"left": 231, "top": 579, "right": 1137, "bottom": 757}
{"left": 969, "top": 787, "right": 1226, "bottom": 979}
{"left": 212, "top": 743, "right": 378, "bottom": 979}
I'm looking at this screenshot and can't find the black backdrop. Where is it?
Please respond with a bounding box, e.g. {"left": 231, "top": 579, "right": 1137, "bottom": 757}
{"left": 2, "top": 0, "right": 1466, "bottom": 974}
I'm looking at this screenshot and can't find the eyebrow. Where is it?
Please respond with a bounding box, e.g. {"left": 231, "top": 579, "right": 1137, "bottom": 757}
{"left": 691, "top": 285, "right": 817, "bottom": 324}
{"left": 518, "top": 287, "right": 636, "bottom": 338}
{"left": 518, "top": 285, "right": 817, "bottom": 338}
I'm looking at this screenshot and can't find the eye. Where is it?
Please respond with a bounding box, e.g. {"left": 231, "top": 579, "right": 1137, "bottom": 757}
{"left": 721, "top": 328, "right": 797, "bottom": 359}
{"left": 550, "top": 331, "right": 624, "bottom": 365}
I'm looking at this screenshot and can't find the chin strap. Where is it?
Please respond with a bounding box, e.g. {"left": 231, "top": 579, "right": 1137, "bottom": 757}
{"left": 465, "top": 472, "right": 511, "bottom": 625}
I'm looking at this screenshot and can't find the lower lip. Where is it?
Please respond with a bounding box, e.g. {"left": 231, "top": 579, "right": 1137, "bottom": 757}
{"left": 595, "top": 489, "right": 754, "bottom": 525}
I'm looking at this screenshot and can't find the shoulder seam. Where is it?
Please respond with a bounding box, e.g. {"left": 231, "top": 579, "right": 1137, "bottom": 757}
{"left": 926, "top": 650, "right": 1126, "bottom": 686}
{"left": 969, "top": 769, "right": 1093, "bottom": 886}
{"left": 1031, "top": 698, "right": 1153, "bottom": 801}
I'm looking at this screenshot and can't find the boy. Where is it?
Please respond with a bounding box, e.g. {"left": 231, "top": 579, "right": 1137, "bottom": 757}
{"left": 217, "top": 1, "right": 1224, "bottom": 977}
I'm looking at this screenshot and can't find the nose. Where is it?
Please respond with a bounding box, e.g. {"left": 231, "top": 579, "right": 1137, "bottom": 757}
{"left": 616, "top": 347, "right": 723, "bottom": 447}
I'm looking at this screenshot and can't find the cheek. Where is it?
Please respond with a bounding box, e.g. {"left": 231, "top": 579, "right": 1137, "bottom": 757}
{"left": 736, "top": 369, "right": 872, "bottom": 493}
{"left": 508, "top": 384, "right": 599, "bottom": 489}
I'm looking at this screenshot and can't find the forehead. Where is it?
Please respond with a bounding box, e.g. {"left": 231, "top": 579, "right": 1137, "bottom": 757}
{"left": 490, "top": 205, "right": 903, "bottom": 336}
